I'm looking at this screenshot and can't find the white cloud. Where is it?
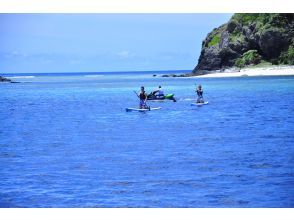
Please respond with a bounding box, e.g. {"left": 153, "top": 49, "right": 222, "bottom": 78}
{"left": 4, "top": 50, "right": 28, "bottom": 59}
{"left": 69, "top": 60, "right": 83, "bottom": 65}
{"left": 42, "top": 59, "right": 53, "bottom": 64}
{"left": 116, "top": 50, "right": 136, "bottom": 59}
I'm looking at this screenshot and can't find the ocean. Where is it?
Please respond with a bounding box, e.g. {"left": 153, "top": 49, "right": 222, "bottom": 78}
{"left": 0, "top": 71, "right": 293, "bottom": 207}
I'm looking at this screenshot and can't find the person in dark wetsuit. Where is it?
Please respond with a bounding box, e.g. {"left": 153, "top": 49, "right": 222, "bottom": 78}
{"left": 139, "top": 86, "right": 148, "bottom": 109}
{"left": 196, "top": 84, "right": 204, "bottom": 103}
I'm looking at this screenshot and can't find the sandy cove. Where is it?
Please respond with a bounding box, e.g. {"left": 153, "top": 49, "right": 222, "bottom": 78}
{"left": 194, "top": 65, "right": 294, "bottom": 78}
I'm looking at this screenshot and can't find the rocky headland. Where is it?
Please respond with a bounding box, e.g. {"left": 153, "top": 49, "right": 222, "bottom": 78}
{"left": 163, "top": 14, "right": 294, "bottom": 77}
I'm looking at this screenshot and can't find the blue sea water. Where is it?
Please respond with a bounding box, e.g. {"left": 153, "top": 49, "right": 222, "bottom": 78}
{"left": 0, "top": 71, "right": 293, "bottom": 207}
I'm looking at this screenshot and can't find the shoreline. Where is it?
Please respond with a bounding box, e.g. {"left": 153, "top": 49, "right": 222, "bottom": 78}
{"left": 192, "top": 65, "right": 294, "bottom": 78}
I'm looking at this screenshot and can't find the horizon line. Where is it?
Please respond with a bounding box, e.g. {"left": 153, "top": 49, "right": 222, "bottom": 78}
{"left": 2, "top": 69, "right": 193, "bottom": 75}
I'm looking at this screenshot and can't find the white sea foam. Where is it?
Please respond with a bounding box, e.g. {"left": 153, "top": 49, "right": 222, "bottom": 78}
{"left": 84, "top": 74, "right": 105, "bottom": 77}
{"left": 9, "top": 76, "right": 36, "bottom": 79}
{"left": 179, "top": 98, "right": 196, "bottom": 101}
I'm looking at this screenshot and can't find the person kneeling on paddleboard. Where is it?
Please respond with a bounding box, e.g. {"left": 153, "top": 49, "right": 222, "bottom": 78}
{"left": 196, "top": 84, "right": 204, "bottom": 103}
{"left": 139, "top": 86, "right": 149, "bottom": 109}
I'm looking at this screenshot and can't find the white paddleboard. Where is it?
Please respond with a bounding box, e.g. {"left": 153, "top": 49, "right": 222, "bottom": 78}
{"left": 126, "top": 107, "right": 162, "bottom": 112}
{"left": 191, "top": 102, "right": 209, "bottom": 106}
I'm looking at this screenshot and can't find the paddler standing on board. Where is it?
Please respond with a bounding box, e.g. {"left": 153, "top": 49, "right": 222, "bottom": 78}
{"left": 137, "top": 86, "right": 149, "bottom": 109}
{"left": 196, "top": 84, "right": 204, "bottom": 103}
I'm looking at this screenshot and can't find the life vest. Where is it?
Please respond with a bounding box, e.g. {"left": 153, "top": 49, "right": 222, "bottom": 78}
{"left": 140, "top": 92, "right": 147, "bottom": 100}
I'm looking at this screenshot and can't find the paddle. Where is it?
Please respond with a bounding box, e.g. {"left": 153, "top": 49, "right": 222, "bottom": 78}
{"left": 133, "top": 90, "right": 139, "bottom": 98}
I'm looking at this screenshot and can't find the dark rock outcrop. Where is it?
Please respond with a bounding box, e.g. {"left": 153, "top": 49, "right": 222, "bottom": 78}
{"left": 0, "top": 76, "right": 12, "bottom": 82}
{"left": 193, "top": 14, "right": 294, "bottom": 74}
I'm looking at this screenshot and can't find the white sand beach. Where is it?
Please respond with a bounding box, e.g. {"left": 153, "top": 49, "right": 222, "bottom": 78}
{"left": 194, "top": 65, "right": 294, "bottom": 78}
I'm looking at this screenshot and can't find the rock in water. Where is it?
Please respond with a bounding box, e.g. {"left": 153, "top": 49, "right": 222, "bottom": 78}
{"left": 0, "top": 76, "right": 12, "bottom": 82}
{"left": 193, "top": 14, "right": 294, "bottom": 74}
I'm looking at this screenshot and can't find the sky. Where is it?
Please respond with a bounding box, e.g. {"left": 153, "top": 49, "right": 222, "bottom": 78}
{"left": 0, "top": 14, "right": 232, "bottom": 73}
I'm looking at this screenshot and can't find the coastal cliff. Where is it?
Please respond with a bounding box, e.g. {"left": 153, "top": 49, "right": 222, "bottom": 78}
{"left": 193, "top": 14, "right": 294, "bottom": 74}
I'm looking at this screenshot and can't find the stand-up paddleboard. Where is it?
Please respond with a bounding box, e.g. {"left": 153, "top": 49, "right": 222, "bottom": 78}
{"left": 126, "top": 107, "right": 162, "bottom": 112}
{"left": 191, "top": 102, "right": 209, "bottom": 106}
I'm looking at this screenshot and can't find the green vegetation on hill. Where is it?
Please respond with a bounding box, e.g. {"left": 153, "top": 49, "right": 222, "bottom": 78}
{"left": 279, "top": 45, "right": 294, "bottom": 65}
{"left": 235, "top": 50, "right": 262, "bottom": 68}
{"left": 208, "top": 34, "right": 220, "bottom": 47}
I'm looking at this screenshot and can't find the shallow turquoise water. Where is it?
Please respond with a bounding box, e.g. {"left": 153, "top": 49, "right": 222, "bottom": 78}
{"left": 0, "top": 73, "right": 293, "bottom": 207}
